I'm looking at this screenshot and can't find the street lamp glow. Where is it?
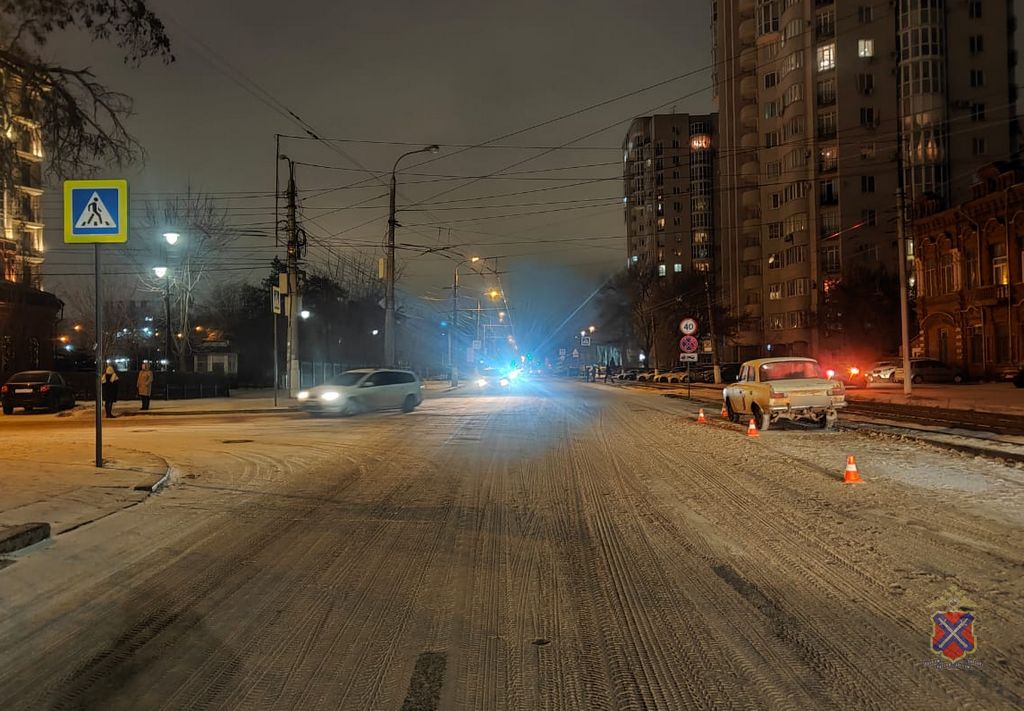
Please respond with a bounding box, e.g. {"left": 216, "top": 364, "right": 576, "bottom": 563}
{"left": 163, "top": 232, "right": 180, "bottom": 246}
{"left": 588, "top": 325, "right": 596, "bottom": 333}
{"left": 73, "top": 324, "right": 82, "bottom": 332}
{"left": 372, "top": 329, "right": 379, "bottom": 336}
{"left": 639, "top": 353, "right": 646, "bottom": 362}
{"left": 300, "top": 310, "right": 311, "bottom": 320}
{"left": 488, "top": 289, "right": 500, "bottom": 299}
{"left": 470, "top": 256, "right": 480, "bottom": 263}
{"left": 580, "top": 330, "right": 586, "bottom": 337}
{"left": 152, "top": 266, "right": 167, "bottom": 278}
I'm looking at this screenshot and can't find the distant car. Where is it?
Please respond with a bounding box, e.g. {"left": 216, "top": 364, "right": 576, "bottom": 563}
{"left": 866, "top": 360, "right": 899, "bottom": 383}
{"left": 892, "top": 358, "right": 964, "bottom": 384}
{"left": 297, "top": 368, "right": 422, "bottom": 416}
{"left": 2, "top": 370, "right": 76, "bottom": 414}
{"left": 473, "top": 367, "right": 513, "bottom": 392}
{"left": 655, "top": 367, "right": 687, "bottom": 383}
{"left": 636, "top": 369, "right": 659, "bottom": 382}
{"left": 722, "top": 357, "right": 846, "bottom": 430}
{"left": 617, "top": 369, "right": 640, "bottom": 381}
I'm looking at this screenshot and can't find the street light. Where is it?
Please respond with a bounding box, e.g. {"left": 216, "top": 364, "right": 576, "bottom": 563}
{"left": 299, "top": 309, "right": 311, "bottom": 320}
{"left": 162, "top": 231, "right": 180, "bottom": 246}
{"left": 588, "top": 325, "right": 596, "bottom": 333}
{"left": 152, "top": 266, "right": 167, "bottom": 279}
{"left": 488, "top": 289, "right": 500, "bottom": 299}
{"left": 385, "top": 144, "right": 441, "bottom": 366}
{"left": 371, "top": 329, "right": 379, "bottom": 336}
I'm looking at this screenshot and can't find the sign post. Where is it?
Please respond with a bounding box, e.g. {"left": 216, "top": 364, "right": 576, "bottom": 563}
{"left": 64, "top": 179, "right": 129, "bottom": 468}
{"left": 680, "top": 331, "right": 700, "bottom": 401}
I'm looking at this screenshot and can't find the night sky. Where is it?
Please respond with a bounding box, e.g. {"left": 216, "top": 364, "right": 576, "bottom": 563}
{"left": 40, "top": 0, "right": 711, "bottom": 344}
{"left": 39, "top": 0, "right": 1024, "bottom": 345}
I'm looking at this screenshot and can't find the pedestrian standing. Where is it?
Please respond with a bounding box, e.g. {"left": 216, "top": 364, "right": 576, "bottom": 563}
{"left": 137, "top": 362, "right": 153, "bottom": 411}
{"left": 101, "top": 365, "right": 119, "bottom": 418}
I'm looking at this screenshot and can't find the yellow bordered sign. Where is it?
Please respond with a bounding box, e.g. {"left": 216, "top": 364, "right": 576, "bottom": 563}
{"left": 63, "top": 179, "right": 129, "bottom": 243}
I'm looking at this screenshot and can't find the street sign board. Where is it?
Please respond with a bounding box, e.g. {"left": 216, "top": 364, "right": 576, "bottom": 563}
{"left": 271, "top": 286, "right": 282, "bottom": 314}
{"left": 558, "top": 348, "right": 566, "bottom": 356}
{"left": 680, "top": 335, "right": 699, "bottom": 353}
{"left": 581, "top": 336, "right": 591, "bottom": 346}
{"left": 63, "top": 180, "right": 129, "bottom": 243}
{"left": 679, "top": 317, "right": 698, "bottom": 336}
{"left": 680, "top": 353, "right": 698, "bottom": 362}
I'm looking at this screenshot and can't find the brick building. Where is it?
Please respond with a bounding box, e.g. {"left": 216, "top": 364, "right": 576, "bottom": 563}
{"left": 912, "top": 163, "right": 1024, "bottom": 379}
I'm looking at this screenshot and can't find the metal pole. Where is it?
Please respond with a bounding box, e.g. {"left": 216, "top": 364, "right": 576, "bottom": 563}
{"left": 272, "top": 311, "right": 278, "bottom": 407}
{"left": 164, "top": 276, "right": 172, "bottom": 373}
{"left": 94, "top": 244, "right": 103, "bottom": 468}
{"left": 284, "top": 159, "right": 300, "bottom": 396}
{"left": 385, "top": 170, "right": 397, "bottom": 366}
{"left": 704, "top": 276, "right": 721, "bottom": 383}
{"left": 449, "top": 265, "right": 459, "bottom": 386}
{"left": 896, "top": 189, "right": 913, "bottom": 396}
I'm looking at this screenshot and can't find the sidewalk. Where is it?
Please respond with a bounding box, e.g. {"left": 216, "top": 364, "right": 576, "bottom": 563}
{"left": 0, "top": 440, "right": 169, "bottom": 555}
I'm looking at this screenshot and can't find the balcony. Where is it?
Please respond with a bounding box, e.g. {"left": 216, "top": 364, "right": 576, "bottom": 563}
{"left": 739, "top": 18, "right": 756, "bottom": 44}
{"left": 740, "top": 102, "right": 759, "bottom": 129}
{"left": 740, "top": 74, "right": 758, "bottom": 100}
{"left": 738, "top": 0, "right": 755, "bottom": 19}
{"left": 740, "top": 46, "right": 757, "bottom": 72}
{"left": 972, "top": 284, "right": 1010, "bottom": 304}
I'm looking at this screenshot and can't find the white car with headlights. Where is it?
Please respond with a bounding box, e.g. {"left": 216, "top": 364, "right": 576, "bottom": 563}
{"left": 297, "top": 368, "right": 422, "bottom": 416}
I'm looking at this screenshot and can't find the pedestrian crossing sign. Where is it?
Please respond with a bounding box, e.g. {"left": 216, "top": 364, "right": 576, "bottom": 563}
{"left": 63, "top": 179, "right": 129, "bottom": 243}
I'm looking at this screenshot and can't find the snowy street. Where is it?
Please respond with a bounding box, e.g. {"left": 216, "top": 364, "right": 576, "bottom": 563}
{"left": 0, "top": 379, "right": 1021, "bottom": 709}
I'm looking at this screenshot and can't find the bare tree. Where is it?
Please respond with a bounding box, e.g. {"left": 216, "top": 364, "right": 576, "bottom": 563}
{"left": 131, "top": 193, "right": 236, "bottom": 371}
{"left": 60, "top": 272, "right": 139, "bottom": 359}
{"left": 0, "top": 1, "right": 172, "bottom": 190}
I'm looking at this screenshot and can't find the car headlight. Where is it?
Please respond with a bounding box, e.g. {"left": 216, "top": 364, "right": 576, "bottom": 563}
{"left": 508, "top": 369, "right": 520, "bottom": 380}
{"left": 320, "top": 391, "right": 340, "bottom": 401}
{"left": 297, "top": 390, "right": 309, "bottom": 400}
{"left": 475, "top": 378, "right": 488, "bottom": 388}
{"left": 499, "top": 378, "right": 510, "bottom": 387}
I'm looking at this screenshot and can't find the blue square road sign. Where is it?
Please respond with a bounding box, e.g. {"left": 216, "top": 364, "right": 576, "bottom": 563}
{"left": 64, "top": 179, "right": 129, "bottom": 243}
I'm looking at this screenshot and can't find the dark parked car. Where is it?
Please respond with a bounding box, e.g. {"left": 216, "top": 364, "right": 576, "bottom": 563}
{"left": 893, "top": 358, "right": 964, "bottom": 384}
{"left": 705, "top": 362, "right": 741, "bottom": 383}
{"left": 2, "top": 370, "right": 77, "bottom": 414}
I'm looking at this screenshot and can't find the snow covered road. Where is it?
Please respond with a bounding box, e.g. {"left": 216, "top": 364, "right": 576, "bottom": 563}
{"left": 0, "top": 380, "right": 1021, "bottom": 709}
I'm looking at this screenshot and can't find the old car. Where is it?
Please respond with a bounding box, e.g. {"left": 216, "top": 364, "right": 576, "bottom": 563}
{"left": 722, "top": 357, "right": 846, "bottom": 430}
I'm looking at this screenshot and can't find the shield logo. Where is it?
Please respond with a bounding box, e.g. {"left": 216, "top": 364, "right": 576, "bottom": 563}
{"left": 931, "top": 610, "right": 976, "bottom": 661}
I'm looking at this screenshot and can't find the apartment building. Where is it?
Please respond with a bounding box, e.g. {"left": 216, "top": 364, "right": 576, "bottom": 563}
{"left": 622, "top": 113, "right": 718, "bottom": 278}
{"left": 713, "top": 0, "right": 1017, "bottom": 361}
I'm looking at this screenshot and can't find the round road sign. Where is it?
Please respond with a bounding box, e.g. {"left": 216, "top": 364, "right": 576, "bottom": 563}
{"left": 679, "top": 318, "right": 698, "bottom": 336}
{"left": 680, "top": 335, "right": 699, "bottom": 353}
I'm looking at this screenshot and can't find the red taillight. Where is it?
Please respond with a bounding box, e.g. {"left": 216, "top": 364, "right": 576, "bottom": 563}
{"left": 39, "top": 384, "right": 50, "bottom": 393}
{"left": 770, "top": 390, "right": 787, "bottom": 399}
{"left": 0, "top": 385, "right": 7, "bottom": 394}
{"left": 849, "top": 367, "right": 860, "bottom": 376}
{"left": 829, "top": 385, "right": 845, "bottom": 396}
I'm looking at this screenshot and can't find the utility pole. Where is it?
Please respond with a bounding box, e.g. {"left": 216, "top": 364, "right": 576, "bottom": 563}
{"left": 704, "top": 275, "right": 721, "bottom": 383}
{"left": 896, "top": 189, "right": 913, "bottom": 396}
{"left": 385, "top": 170, "right": 397, "bottom": 367}
{"left": 282, "top": 156, "right": 301, "bottom": 397}
{"left": 449, "top": 268, "right": 459, "bottom": 386}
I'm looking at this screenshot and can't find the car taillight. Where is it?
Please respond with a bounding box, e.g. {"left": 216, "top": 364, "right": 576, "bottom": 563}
{"left": 40, "top": 384, "right": 50, "bottom": 393}
{"left": 770, "top": 390, "right": 787, "bottom": 399}
{"left": 829, "top": 385, "right": 845, "bottom": 396}
{"left": 849, "top": 367, "right": 860, "bottom": 376}
{"left": 0, "top": 385, "right": 6, "bottom": 394}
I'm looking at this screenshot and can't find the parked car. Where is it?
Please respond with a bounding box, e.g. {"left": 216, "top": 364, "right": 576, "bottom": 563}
{"left": 722, "top": 357, "right": 846, "bottom": 430}
{"left": 866, "top": 360, "right": 900, "bottom": 383}
{"left": 655, "top": 367, "right": 687, "bottom": 383}
{"left": 616, "top": 369, "right": 639, "bottom": 381}
{"left": 892, "top": 358, "right": 964, "bottom": 384}
{"left": 636, "top": 369, "right": 658, "bottom": 382}
{"left": 2, "top": 370, "right": 76, "bottom": 414}
{"left": 297, "top": 368, "right": 422, "bottom": 416}
{"left": 712, "top": 362, "right": 742, "bottom": 384}
{"left": 1014, "top": 367, "right": 1024, "bottom": 388}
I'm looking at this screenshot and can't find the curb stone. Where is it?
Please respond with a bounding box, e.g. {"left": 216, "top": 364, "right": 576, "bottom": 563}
{"left": 0, "top": 522, "right": 50, "bottom": 555}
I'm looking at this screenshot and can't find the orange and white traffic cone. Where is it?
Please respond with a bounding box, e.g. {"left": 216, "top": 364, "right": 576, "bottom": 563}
{"left": 843, "top": 455, "right": 864, "bottom": 484}
{"left": 697, "top": 408, "right": 707, "bottom": 424}
{"left": 721, "top": 405, "right": 729, "bottom": 419}
{"left": 746, "top": 418, "right": 759, "bottom": 437}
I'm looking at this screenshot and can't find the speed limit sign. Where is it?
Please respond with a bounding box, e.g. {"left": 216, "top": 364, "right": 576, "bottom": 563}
{"left": 679, "top": 318, "right": 698, "bottom": 336}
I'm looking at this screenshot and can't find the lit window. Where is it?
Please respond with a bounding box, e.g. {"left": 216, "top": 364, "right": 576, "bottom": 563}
{"left": 817, "top": 43, "right": 836, "bottom": 71}
{"left": 857, "top": 39, "right": 874, "bottom": 58}
{"left": 658, "top": 264, "right": 667, "bottom": 277}
{"left": 674, "top": 263, "right": 683, "bottom": 273}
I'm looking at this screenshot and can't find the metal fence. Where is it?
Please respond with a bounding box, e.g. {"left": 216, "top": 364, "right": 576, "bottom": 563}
{"left": 298, "top": 362, "right": 348, "bottom": 389}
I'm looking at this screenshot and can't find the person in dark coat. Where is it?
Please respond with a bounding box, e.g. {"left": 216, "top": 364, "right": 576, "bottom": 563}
{"left": 101, "top": 365, "right": 119, "bottom": 418}
{"left": 137, "top": 362, "right": 153, "bottom": 411}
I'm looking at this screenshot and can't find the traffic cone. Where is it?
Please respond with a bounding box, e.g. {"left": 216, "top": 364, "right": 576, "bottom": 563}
{"left": 697, "top": 408, "right": 707, "bottom": 424}
{"left": 720, "top": 405, "right": 729, "bottom": 419}
{"left": 843, "top": 455, "right": 864, "bottom": 484}
{"left": 746, "top": 418, "right": 759, "bottom": 437}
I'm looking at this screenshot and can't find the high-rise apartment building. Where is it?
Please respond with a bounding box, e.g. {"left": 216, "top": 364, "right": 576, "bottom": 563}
{"left": 623, "top": 114, "right": 718, "bottom": 278}
{"left": 713, "top": 0, "right": 1017, "bottom": 361}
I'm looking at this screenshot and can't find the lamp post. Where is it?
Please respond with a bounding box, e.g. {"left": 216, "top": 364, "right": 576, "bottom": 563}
{"left": 385, "top": 144, "right": 440, "bottom": 366}
{"left": 154, "top": 231, "right": 179, "bottom": 372}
